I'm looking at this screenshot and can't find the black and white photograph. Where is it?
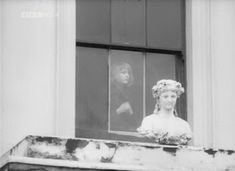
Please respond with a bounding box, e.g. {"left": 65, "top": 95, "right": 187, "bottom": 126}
{"left": 0, "top": 0, "right": 235, "bottom": 170}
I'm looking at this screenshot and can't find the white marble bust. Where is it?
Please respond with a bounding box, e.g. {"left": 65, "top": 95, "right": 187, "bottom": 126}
{"left": 137, "top": 79, "right": 192, "bottom": 145}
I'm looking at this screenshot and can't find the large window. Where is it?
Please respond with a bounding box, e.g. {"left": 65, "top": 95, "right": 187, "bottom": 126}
{"left": 76, "top": 0, "right": 186, "bottom": 142}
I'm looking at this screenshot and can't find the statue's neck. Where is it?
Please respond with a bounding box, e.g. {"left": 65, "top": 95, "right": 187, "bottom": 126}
{"left": 157, "top": 108, "right": 175, "bottom": 118}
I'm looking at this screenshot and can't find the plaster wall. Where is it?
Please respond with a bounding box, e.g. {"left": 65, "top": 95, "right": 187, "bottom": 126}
{"left": 0, "top": 0, "right": 57, "bottom": 155}
{"left": 210, "top": 0, "right": 235, "bottom": 149}
{"left": 186, "top": 0, "right": 235, "bottom": 150}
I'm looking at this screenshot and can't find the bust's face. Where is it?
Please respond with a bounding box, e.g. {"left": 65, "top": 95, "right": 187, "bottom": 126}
{"left": 159, "top": 90, "right": 177, "bottom": 111}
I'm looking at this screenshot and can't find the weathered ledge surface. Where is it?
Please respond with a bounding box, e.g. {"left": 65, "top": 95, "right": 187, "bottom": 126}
{"left": 0, "top": 135, "right": 235, "bottom": 171}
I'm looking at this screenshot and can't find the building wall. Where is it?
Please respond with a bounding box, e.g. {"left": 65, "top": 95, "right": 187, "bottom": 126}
{"left": 0, "top": 0, "right": 75, "bottom": 155}
{"left": 0, "top": 0, "right": 235, "bottom": 156}
{"left": 186, "top": 0, "right": 235, "bottom": 150}
{"left": 210, "top": 0, "right": 235, "bottom": 149}
{"left": 0, "top": 0, "right": 57, "bottom": 154}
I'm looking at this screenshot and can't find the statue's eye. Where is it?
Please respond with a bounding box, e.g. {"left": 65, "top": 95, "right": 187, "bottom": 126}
{"left": 163, "top": 95, "right": 168, "bottom": 99}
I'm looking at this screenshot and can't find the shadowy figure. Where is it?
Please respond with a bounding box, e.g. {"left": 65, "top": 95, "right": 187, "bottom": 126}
{"left": 110, "top": 62, "right": 135, "bottom": 132}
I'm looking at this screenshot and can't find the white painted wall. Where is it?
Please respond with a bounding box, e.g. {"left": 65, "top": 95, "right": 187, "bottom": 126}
{"left": 187, "top": 0, "right": 235, "bottom": 150}
{"left": 210, "top": 0, "right": 235, "bottom": 150}
{"left": 186, "top": 0, "right": 214, "bottom": 148}
{"left": 54, "top": 0, "right": 76, "bottom": 138}
{"left": 0, "top": 0, "right": 76, "bottom": 156}
{"left": 0, "top": 0, "right": 57, "bottom": 155}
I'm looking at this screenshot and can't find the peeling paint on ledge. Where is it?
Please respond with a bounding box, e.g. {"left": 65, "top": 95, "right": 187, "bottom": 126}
{"left": 1, "top": 135, "right": 235, "bottom": 170}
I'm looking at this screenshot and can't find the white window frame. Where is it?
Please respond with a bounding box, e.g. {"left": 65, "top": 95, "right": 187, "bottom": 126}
{"left": 55, "top": 0, "right": 76, "bottom": 137}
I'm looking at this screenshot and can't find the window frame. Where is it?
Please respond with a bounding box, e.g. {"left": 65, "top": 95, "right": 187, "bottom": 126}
{"left": 75, "top": 0, "right": 187, "bottom": 142}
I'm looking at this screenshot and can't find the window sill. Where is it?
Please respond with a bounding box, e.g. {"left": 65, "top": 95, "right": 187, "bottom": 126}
{"left": 1, "top": 135, "right": 234, "bottom": 170}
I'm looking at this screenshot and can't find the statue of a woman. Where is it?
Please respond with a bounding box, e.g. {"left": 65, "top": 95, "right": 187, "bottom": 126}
{"left": 137, "top": 79, "right": 192, "bottom": 145}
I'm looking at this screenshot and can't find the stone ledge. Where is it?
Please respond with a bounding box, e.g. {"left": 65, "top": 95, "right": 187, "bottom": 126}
{"left": 0, "top": 135, "right": 235, "bottom": 171}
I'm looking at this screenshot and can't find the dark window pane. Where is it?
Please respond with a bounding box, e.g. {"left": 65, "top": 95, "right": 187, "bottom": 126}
{"left": 76, "top": 47, "right": 109, "bottom": 132}
{"left": 147, "top": 0, "right": 183, "bottom": 49}
{"left": 111, "top": 0, "right": 145, "bottom": 46}
{"left": 109, "top": 50, "right": 144, "bottom": 132}
{"left": 145, "top": 53, "right": 176, "bottom": 115}
{"left": 76, "top": 0, "right": 110, "bottom": 43}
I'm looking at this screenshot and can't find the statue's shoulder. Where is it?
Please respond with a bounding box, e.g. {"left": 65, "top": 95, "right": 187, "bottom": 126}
{"left": 175, "top": 117, "right": 191, "bottom": 127}
{"left": 142, "top": 114, "right": 160, "bottom": 123}
{"left": 144, "top": 113, "right": 158, "bottom": 119}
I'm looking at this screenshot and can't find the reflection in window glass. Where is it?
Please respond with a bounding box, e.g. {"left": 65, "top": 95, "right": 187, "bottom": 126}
{"left": 76, "top": 47, "right": 109, "bottom": 132}
{"left": 111, "top": 0, "right": 145, "bottom": 46}
{"left": 145, "top": 53, "right": 176, "bottom": 115}
{"left": 76, "top": 0, "right": 110, "bottom": 43}
{"left": 109, "top": 50, "right": 144, "bottom": 132}
{"left": 147, "top": 0, "right": 183, "bottom": 49}
{"left": 76, "top": 49, "right": 178, "bottom": 134}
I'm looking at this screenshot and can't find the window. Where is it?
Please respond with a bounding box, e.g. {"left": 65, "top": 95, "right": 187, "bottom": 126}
{"left": 76, "top": 0, "right": 186, "bottom": 142}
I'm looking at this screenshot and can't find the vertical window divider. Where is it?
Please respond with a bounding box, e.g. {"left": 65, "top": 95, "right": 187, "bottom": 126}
{"left": 108, "top": 0, "right": 112, "bottom": 132}
{"left": 144, "top": 0, "right": 147, "bottom": 118}
{"left": 143, "top": 52, "right": 146, "bottom": 118}
{"left": 108, "top": 50, "right": 111, "bottom": 131}
{"left": 145, "top": 0, "right": 147, "bottom": 47}
{"left": 109, "top": 0, "right": 112, "bottom": 44}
